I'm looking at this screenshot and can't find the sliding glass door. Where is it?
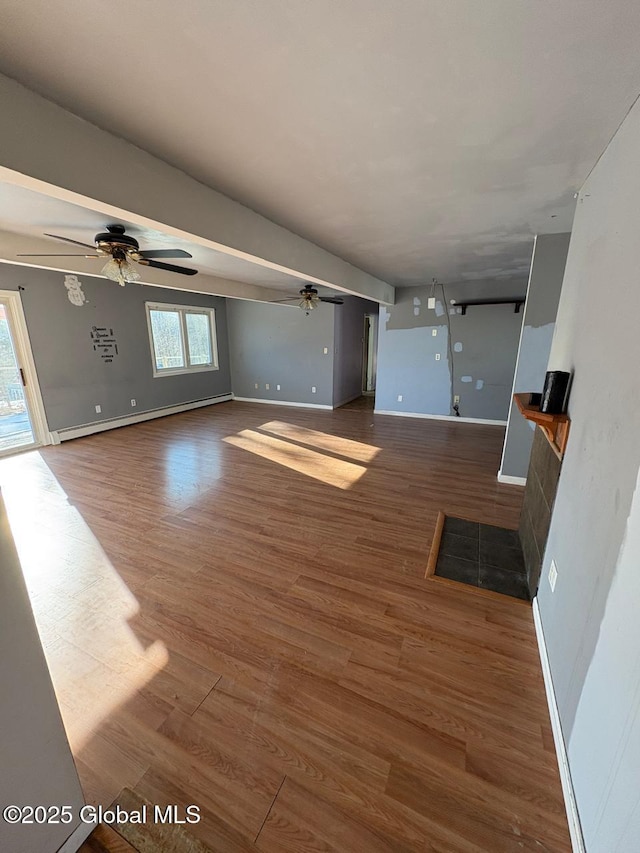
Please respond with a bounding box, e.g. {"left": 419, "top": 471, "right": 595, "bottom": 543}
{"left": 0, "top": 294, "right": 44, "bottom": 455}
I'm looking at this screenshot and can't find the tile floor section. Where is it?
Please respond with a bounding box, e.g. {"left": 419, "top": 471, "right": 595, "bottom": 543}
{"left": 435, "top": 516, "right": 530, "bottom": 601}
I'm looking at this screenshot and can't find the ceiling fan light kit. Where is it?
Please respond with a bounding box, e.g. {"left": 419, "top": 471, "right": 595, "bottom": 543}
{"left": 17, "top": 223, "right": 198, "bottom": 284}
{"left": 101, "top": 254, "right": 140, "bottom": 286}
{"left": 299, "top": 294, "right": 319, "bottom": 312}
{"left": 273, "top": 283, "right": 345, "bottom": 313}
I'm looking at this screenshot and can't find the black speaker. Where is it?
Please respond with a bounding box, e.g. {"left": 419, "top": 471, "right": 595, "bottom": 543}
{"left": 539, "top": 371, "right": 571, "bottom": 414}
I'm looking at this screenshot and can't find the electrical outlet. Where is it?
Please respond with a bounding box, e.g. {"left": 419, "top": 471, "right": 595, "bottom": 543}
{"left": 432, "top": 329, "right": 437, "bottom": 337}
{"left": 435, "top": 353, "right": 441, "bottom": 361}
{"left": 95, "top": 404, "right": 101, "bottom": 414}
{"left": 265, "top": 383, "right": 270, "bottom": 390}
{"left": 428, "top": 297, "right": 436, "bottom": 309}
{"left": 323, "top": 347, "right": 328, "bottom": 354}
{"left": 549, "top": 560, "right": 558, "bottom": 592}
{"left": 397, "top": 394, "right": 403, "bottom": 402}
{"left": 453, "top": 395, "right": 460, "bottom": 405}
{"left": 311, "top": 386, "right": 317, "bottom": 394}
{"left": 276, "top": 384, "right": 281, "bottom": 391}
{"left": 130, "top": 399, "right": 136, "bottom": 407}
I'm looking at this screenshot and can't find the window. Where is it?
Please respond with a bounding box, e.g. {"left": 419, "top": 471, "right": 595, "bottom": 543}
{"left": 146, "top": 302, "right": 218, "bottom": 377}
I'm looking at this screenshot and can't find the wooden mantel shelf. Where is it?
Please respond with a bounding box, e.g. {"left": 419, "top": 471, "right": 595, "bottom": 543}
{"left": 514, "top": 393, "right": 570, "bottom": 459}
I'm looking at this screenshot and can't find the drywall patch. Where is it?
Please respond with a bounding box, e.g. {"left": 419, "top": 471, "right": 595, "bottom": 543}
{"left": 475, "top": 379, "right": 484, "bottom": 390}
{"left": 434, "top": 300, "right": 445, "bottom": 317}
{"left": 461, "top": 375, "right": 473, "bottom": 383}
{"left": 413, "top": 297, "right": 421, "bottom": 306}
{"left": 454, "top": 342, "right": 463, "bottom": 352}
{"left": 380, "top": 306, "right": 390, "bottom": 325}
{"left": 414, "top": 307, "right": 420, "bottom": 316}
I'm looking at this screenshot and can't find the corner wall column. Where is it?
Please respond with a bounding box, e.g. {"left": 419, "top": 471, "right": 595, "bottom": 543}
{"left": 498, "top": 233, "right": 571, "bottom": 482}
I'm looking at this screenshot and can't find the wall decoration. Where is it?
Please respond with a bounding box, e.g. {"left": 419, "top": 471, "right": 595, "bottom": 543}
{"left": 91, "top": 326, "right": 118, "bottom": 363}
{"left": 64, "top": 274, "right": 87, "bottom": 306}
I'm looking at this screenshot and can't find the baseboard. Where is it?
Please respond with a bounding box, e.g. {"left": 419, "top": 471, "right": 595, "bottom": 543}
{"left": 51, "top": 394, "right": 233, "bottom": 443}
{"left": 373, "top": 409, "right": 507, "bottom": 426}
{"left": 232, "top": 396, "right": 332, "bottom": 410}
{"left": 56, "top": 819, "right": 93, "bottom": 853}
{"left": 533, "top": 598, "right": 586, "bottom": 853}
{"left": 497, "top": 472, "right": 527, "bottom": 486}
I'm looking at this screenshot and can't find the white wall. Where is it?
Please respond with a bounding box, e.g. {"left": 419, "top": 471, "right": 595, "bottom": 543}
{"left": 0, "top": 493, "right": 85, "bottom": 853}
{"left": 538, "top": 95, "right": 640, "bottom": 851}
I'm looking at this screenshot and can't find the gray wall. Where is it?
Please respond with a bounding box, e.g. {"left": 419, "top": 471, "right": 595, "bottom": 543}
{"left": 227, "top": 299, "right": 335, "bottom": 406}
{"left": 0, "top": 492, "right": 85, "bottom": 852}
{"left": 375, "top": 283, "right": 523, "bottom": 420}
{"left": 333, "top": 296, "right": 378, "bottom": 407}
{"left": 0, "top": 265, "right": 231, "bottom": 431}
{"left": 538, "top": 97, "right": 640, "bottom": 851}
{"left": 500, "top": 233, "right": 570, "bottom": 480}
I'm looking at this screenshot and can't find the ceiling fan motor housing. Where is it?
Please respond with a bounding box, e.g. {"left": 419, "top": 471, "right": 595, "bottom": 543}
{"left": 95, "top": 224, "right": 140, "bottom": 253}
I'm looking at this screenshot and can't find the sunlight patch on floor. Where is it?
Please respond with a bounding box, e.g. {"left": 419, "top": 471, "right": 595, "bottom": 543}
{"left": 223, "top": 428, "right": 367, "bottom": 489}
{"left": 258, "top": 420, "right": 380, "bottom": 462}
{"left": 0, "top": 451, "right": 168, "bottom": 751}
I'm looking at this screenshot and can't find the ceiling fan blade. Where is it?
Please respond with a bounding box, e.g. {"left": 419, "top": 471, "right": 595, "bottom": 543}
{"left": 44, "top": 233, "right": 97, "bottom": 250}
{"left": 16, "top": 253, "right": 100, "bottom": 257}
{"left": 319, "top": 296, "right": 344, "bottom": 304}
{"left": 138, "top": 258, "right": 198, "bottom": 276}
{"left": 137, "top": 249, "right": 193, "bottom": 259}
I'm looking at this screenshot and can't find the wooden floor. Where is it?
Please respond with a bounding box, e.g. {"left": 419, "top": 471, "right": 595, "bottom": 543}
{"left": 0, "top": 400, "right": 571, "bottom": 852}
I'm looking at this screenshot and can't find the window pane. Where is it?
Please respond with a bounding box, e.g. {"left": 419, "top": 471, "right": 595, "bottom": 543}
{"left": 185, "top": 312, "right": 212, "bottom": 366}
{"left": 150, "top": 310, "right": 184, "bottom": 370}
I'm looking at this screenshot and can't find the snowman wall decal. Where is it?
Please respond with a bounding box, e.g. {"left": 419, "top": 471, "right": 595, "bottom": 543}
{"left": 64, "top": 274, "right": 87, "bottom": 306}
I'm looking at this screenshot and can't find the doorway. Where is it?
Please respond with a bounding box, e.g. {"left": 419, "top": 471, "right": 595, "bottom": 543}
{"left": 362, "top": 313, "right": 377, "bottom": 395}
{"left": 0, "top": 291, "right": 48, "bottom": 456}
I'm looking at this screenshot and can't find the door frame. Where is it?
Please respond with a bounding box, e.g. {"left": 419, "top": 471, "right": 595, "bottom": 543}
{"left": 0, "top": 289, "right": 51, "bottom": 455}
{"left": 361, "top": 313, "right": 377, "bottom": 395}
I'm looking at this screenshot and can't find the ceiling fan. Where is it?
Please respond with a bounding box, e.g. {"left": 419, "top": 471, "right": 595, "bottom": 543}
{"left": 273, "top": 284, "right": 344, "bottom": 314}
{"left": 17, "top": 224, "right": 198, "bottom": 285}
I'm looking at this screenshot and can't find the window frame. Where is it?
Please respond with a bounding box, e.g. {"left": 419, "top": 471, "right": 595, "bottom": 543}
{"left": 145, "top": 302, "right": 219, "bottom": 378}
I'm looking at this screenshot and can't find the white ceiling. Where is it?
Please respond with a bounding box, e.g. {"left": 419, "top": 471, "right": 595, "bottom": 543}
{"left": 1, "top": 0, "right": 640, "bottom": 288}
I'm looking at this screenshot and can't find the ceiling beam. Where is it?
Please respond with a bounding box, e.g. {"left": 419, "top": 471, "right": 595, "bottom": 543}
{"left": 0, "top": 231, "right": 289, "bottom": 304}
{"left": 0, "top": 74, "right": 395, "bottom": 305}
